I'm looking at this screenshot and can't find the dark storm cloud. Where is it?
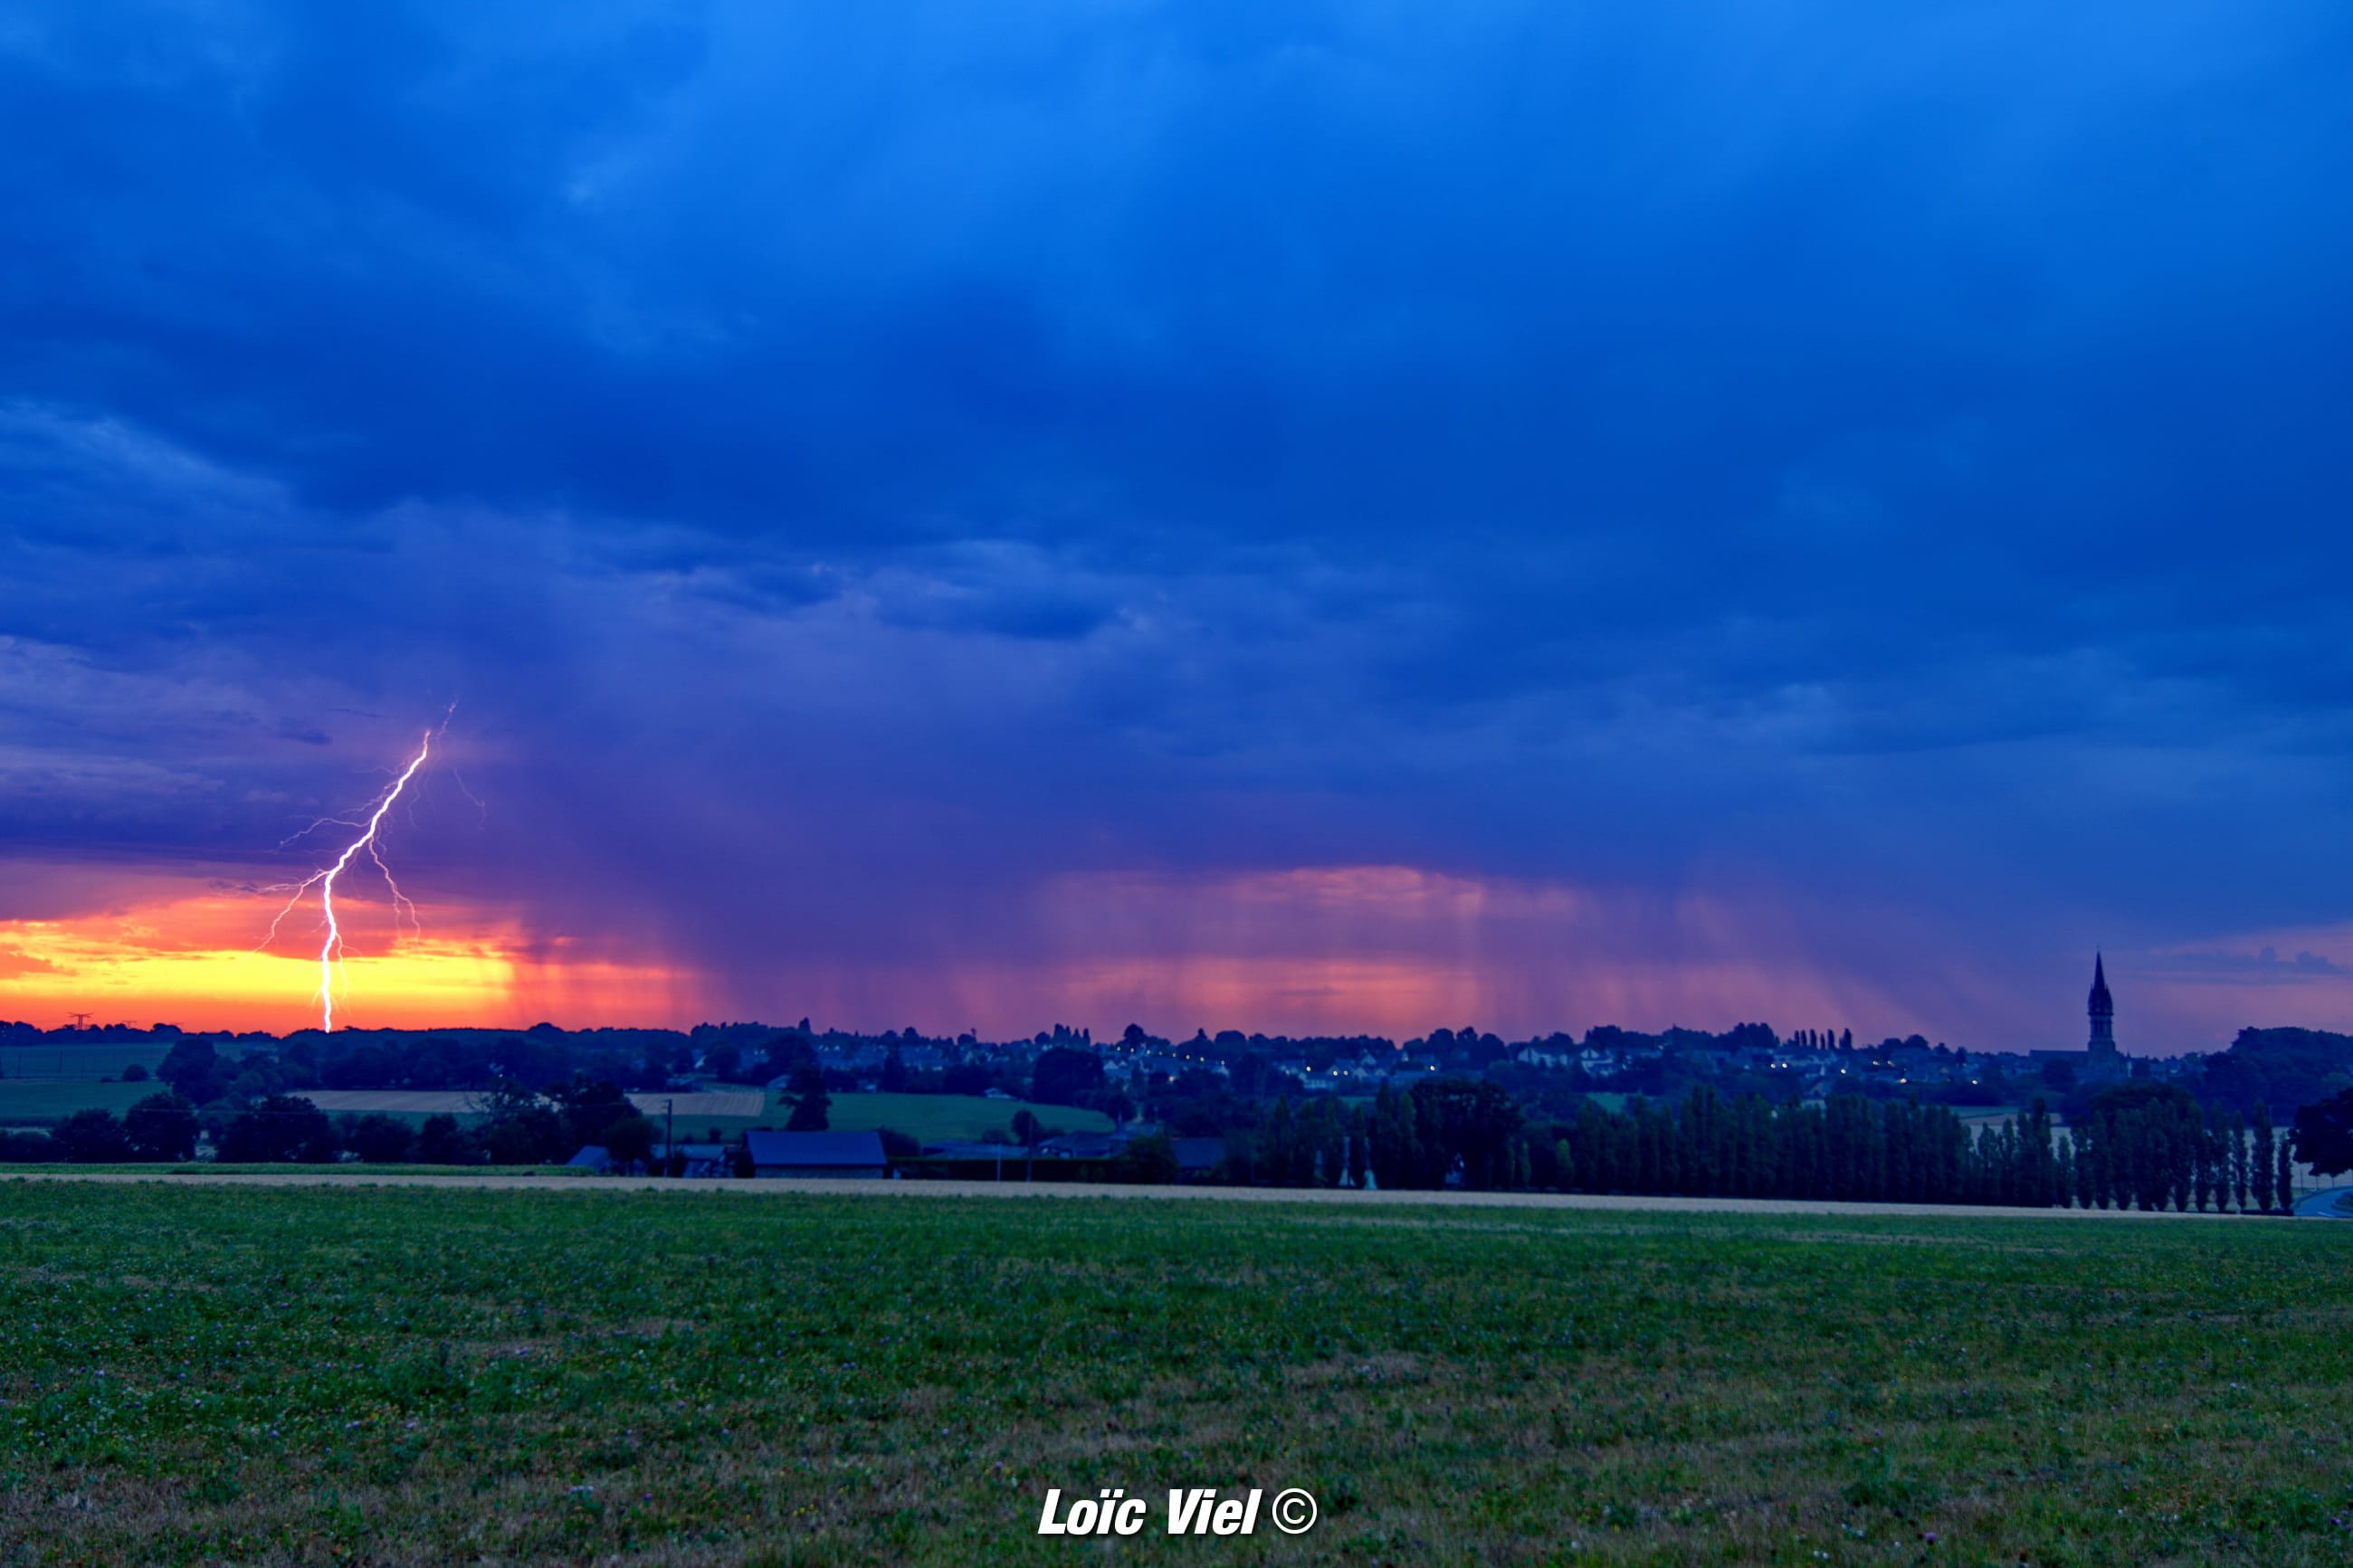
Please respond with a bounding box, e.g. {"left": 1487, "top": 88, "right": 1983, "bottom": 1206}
{"left": 5, "top": 1, "right": 2353, "bottom": 1046}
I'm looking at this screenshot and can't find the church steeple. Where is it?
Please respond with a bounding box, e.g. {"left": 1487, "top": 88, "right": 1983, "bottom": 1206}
{"left": 2087, "top": 952, "right": 2116, "bottom": 1058}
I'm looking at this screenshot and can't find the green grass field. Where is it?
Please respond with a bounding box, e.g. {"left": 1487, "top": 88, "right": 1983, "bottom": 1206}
{"left": 821, "top": 1091, "right": 1111, "bottom": 1141}
{"left": 664, "top": 1088, "right": 1113, "bottom": 1142}
{"left": 0, "top": 1042, "right": 173, "bottom": 1082}
{"left": 1, "top": 1184, "right": 2349, "bottom": 1564}
{"left": 0, "top": 1078, "right": 165, "bottom": 1123}
{"left": 0, "top": 1079, "right": 1111, "bottom": 1147}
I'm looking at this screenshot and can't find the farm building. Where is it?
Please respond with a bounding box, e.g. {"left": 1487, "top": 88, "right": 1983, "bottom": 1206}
{"left": 564, "top": 1142, "right": 730, "bottom": 1176}
{"left": 1035, "top": 1128, "right": 1132, "bottom": 1160}
{"left": 1169, "top": 1137, "right": 1226, "bottom": 1178}
{"left": 655, "top": 1142, "right": 735, "bottom": 1178}
{"left": 743, "top": 1129, "right": 890, "bottom": 1179}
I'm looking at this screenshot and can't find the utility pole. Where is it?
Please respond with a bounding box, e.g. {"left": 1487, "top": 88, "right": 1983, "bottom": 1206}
{"left": 664, "top": 1098, "right": 675, "bottom": 1176}
{"left": 67, "top": 1012, "right": 90, "bottom": 1031}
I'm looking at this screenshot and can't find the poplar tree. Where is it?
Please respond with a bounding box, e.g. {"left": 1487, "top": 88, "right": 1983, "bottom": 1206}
{"left": 2229, "top": 1110, "right": 2250, "bottom": 1212}
{"left": 2253, "top": 1103, "right": 2276, "bottom": 1214}
{"left": 2183, "top": 1114, "right": 2202, "bottom": 1212}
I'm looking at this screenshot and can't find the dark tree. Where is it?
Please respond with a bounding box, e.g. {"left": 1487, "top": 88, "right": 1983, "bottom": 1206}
{"left": 1120, "top": 1130, "right": 1179, "bottom": 1184}
{"left": 322, "top": 1043, "right": 400, "bottom": 1089}
{"left": 603, "top": 1113, "right": 658, "bottom": 1173}
{"left": 1392, "top": 1078, "right": 1523, "bottom": 1191}
{"left": 1030, "top": 1047, "right": 1106, "bottom": 1107}
{"left": 784, "top": 1061, "right": 831, "bottom": 1132}
{"left": 470, "top": 1078, "right": 568, "bottom": 1164}
{"left": 481, "top": 1105, "right": 567, "bottom": 1164}
{"left": 344, "top": 1113, "right": 415, "bottom": 1164}
{"left": 416, "top": 1113, "right": 481, "bottom": 1165}
{"left": 2228, "top": 1110, "right": 2250, "bottom": 1212}
{"left": 156, "top": 1038, "right": 226, "bottom": 1103}
{"left": 219, "top": 1095, "right": 338, "bottom": 1164}
{"left": 123, "top": 1092, "right": 200, "bottom": 1162}
{"left": 2193, "top": 1105, "right": 2212, "bottom": 1212}
{"left": 2275, "top": 1139, "right": 2297, "bottom": 1214}
{"left": 554, "top": 1077, "right": 634, "bottom": 1151}
{"left": 2289, "top": 1087, "right": 2353, "bottom": 1179}
{"left": 942, "top": 1063, "right": 993, "bottom": 1096}
{"left": 1011, "top": 1108, "right": 1044, "bottom": 1146}
{"left": 755, "top": 1030, "right": 817, "bottom": 1083}
{"left": 54, "top": 1108, "right": 134, "bottom": 1163}
{"left": 881, "top": 1048, "right": 909, "bottom": 1093}
{"left": 2072, "top": 1082, "right": 2204, "bottom": 1212}
{"left": 1370, "top": 1086, "right": 1422, "bottom": 1189}
{"left": 2253, "top": 1103, "right": 2277, "bottom": 1213}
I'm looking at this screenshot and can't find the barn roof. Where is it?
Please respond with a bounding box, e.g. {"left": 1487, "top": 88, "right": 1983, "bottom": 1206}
{"left": 742, "top": 1129, "right": 888, "bottom": 1167}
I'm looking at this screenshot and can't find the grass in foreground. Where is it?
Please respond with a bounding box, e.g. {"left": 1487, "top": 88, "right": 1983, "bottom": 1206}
{"left": 0, "top": 1186, "right": 2349, "bottom": 1565}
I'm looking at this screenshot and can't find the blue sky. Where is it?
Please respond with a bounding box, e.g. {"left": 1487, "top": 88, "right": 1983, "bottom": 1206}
{"left": 5, "top": 2, "right": 2351, "bottom": 1048}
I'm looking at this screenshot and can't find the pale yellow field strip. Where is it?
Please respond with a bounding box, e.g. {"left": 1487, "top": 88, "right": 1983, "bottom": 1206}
{"left": 297, "top": 1090, "right": 480, "bottom": 1114}
{"left": 625, "top": 1091, "right": 765, "bottom": 1118}
{"left": 292, "top": 1089, "right": 766, "bottom": 1118}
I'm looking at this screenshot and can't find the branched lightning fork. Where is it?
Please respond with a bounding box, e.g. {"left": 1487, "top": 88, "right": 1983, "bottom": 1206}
{"left": 259, "top": 729, "right": 435, "bottom": 1031}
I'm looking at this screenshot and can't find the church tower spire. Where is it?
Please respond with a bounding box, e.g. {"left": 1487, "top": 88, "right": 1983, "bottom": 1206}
{"left": 2087, "top": 952, "right": 2117, "bottom": 1060}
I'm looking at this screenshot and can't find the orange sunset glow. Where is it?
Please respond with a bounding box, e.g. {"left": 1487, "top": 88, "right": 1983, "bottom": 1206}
{"left": 0, "top": 884, "right": 690, "bottom": 1034}
{"left": 11, "top": 860, "right": 2351, "bottom": 1051}
{"left": 0, "top": 858, "right": 1892, "bottom": 1041}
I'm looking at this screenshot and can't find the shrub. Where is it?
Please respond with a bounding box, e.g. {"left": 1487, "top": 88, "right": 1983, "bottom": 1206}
{"left": 125, "top": 1092, "right": 200, "bottom": 1162}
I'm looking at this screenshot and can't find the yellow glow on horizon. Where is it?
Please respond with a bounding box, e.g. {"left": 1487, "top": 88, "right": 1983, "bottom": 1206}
{"left": 0, "top": 890, "right": 687, "bottom": 1033}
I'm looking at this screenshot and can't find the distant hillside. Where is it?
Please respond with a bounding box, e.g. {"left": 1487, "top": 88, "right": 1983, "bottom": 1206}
{"left": 2198, "top": 1027, "right": 2353, "bottom": 1117}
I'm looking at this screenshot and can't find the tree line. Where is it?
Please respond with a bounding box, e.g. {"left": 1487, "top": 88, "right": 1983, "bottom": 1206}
{"left": 0, "top": 1078, "right": 673, "bottom": 1170}
{"left": 10, "top": 1064, "right": 2339, "bottom": 1210}
{"left": 1215, "top": 1079, "right": 2309, "bottom": 1212}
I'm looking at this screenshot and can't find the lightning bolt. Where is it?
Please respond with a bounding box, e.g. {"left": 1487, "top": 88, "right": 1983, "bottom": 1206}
{"left": 259, "top": 728, "right": 435, "bottom": 1031}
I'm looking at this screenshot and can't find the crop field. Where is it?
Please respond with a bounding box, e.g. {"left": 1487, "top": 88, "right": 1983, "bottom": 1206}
{"left": 2, "top": 1184, "right": 2351, "bottom": 1565}
{"left": 0, "top": 1078, "right": 1110, "bottom": 1145}
{"left": 0, "top": 1079, "right": 161, "bottom": 1124}
{"left": 291, "top": 1090, "right": 489, "bottom": 1117}
{"left": 0, "top": 1042, "right": 173, "bottom": 1082}
{"left": 295, "top": 1090, "right": 767, "bottom": 1120}
{"left": 648, "top": 1089, "right": 1117, "bottom": 1142}
{"left": 821, "top": 1091, "right": 1111, "bottom": 1141}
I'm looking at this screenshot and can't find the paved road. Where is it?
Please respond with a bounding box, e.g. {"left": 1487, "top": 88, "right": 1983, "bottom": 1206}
{"left": 0, "top": 1168, "right": 2273, "bottom": 1220}
{"left": 2293, "top": 1183, "right": 2353, "bottom": 1218}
